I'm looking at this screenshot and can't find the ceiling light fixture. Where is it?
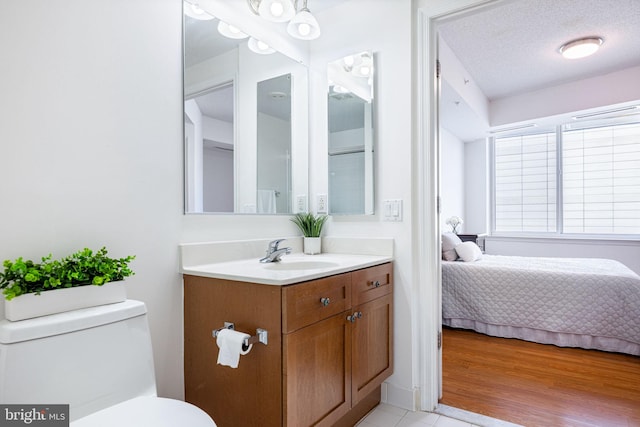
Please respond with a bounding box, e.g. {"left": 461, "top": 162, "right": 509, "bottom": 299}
{"left": 559, "top": 37, "right": 603, "bottom": 59}
{"left": 183, "top": 1, "right": 214, "bottom": 20}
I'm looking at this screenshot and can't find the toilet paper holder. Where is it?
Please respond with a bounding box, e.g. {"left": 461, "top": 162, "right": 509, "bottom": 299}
{"left": 212, "top": 322, "right": 268, "bottom": 351}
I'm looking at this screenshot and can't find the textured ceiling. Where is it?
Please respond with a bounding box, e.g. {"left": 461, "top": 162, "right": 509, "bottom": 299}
{"left": 437, "top": 0, "right": 640, "bottom": 100}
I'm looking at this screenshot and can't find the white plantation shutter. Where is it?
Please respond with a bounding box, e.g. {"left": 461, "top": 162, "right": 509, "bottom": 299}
{"left": 562, "top": 123, "right": 640, "bottom": 234}
{"left": 494, "top": 133, "right": 557, "bottom": 233}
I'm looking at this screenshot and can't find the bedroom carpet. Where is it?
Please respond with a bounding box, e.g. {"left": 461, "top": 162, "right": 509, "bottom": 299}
{"left": 440, "top": 327, "right": 640, "bottom": 427}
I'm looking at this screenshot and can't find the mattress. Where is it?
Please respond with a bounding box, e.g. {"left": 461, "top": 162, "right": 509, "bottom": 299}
{"left": 442, "top": 255, "right": 640, "bottom": 355}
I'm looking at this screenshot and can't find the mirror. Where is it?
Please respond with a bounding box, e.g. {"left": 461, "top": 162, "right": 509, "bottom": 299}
{"left": 183, "top": 4, "right": 308, "bottom": 214}
{"left": 327, "top": 52, "right": 375, "bottom": 215}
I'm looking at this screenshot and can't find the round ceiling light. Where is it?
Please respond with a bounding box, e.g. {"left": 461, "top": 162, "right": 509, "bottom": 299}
{"left": 559, "top": 37, "right": 603, "bottom": 59}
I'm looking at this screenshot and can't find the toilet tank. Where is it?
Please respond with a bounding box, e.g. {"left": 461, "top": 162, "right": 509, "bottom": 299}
{"left": 0, "top": 300, "right": 157, "bottom": 421}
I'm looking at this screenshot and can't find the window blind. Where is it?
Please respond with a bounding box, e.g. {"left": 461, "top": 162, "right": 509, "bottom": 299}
{"left": 562, "top": 123, "right": 640, "bottom": 234}
{"left": 494, "top": 133, "right": 557, "bottom": 233}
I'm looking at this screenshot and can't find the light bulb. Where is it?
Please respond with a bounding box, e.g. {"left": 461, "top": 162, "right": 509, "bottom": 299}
{"left": 297, "top": 23, "right": 311, "bottom": 37}
{"left": 257, "top": 40, "right": 270, "bottom": 51}
{"left": 343, "top": 56, "right": 355, "bottom": 67}
{"left": 359, "top": 66, "right": 371, "bottom": 76}
{"left": 270, "top": 2, "right": 284, "bottom": 17}
{"left": 228, "top": 25, "right": 242, "bottom": 36}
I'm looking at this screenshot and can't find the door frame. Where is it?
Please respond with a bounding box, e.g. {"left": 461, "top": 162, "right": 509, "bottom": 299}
{"left": 414, "top": 0, "right": 501, "bottom": 411}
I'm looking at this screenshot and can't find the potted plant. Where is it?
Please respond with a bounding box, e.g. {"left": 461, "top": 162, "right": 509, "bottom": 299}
{"left": 0, "top": 247, "right": 135, "bottom": 321}
{"left": 290, "top": 212, "right": 328, "bottom": 255}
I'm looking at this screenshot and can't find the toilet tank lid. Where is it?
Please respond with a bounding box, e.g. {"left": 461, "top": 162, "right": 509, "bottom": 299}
{"left": 0, "top": 299, "right": 147, "bottom": 344}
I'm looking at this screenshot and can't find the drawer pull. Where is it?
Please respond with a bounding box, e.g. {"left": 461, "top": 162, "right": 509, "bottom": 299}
{"left": 370, "top": 280, "right": 381, "bottom": 288}
{"left": 320, "top": 297, "right": 331, "bottom": 307}
{"left": 347, "top": 312, "right": 362, "bottom": 323}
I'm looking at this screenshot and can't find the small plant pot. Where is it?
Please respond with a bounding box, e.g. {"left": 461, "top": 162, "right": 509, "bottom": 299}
{"left": 303, "top": 237, "right": 322, "bottom": 255}
{"left": 4, "top": 281, "right": 127, "bottom": 321}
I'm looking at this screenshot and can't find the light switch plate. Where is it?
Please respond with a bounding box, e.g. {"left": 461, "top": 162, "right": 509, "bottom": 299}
{"left": 383, "top": 199, "right": 403, "bottom": 222}
{"left": 317, "top": 194, "right": 328, "bottom": 214}
{"left": 296, "top": 195, "right": 307, "bottom": 213}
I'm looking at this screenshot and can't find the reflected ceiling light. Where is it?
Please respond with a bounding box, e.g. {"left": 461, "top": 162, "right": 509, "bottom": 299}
{"left": 559, "top": 37, "right": 603, "bottom": 59}
{"left": 183, "top": 1, "right": 214, "bottom": 20}
{"left": 287, "top": 0, "right": 320, "bottom": 40}
{"left": 572, "top": 105, "right": 639, "bottom": 120}
{"left": 248, "top": 37, "right": 276, "bottom": 54}
{"left": 351, "top": 53, "right": 373, "bottom": 77}
{"left": 218, "top": 21, "right": 248, "bottom": 39}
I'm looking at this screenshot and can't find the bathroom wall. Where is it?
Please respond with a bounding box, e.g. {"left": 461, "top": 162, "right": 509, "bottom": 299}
{"left": 1, "top": 0, "right": 417, "bottom": 411}
{"left": 0, "top": 0, "right": 186, "bottom": 399}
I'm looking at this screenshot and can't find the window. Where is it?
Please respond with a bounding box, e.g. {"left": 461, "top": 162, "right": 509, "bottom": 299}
{"left": 493, "top": 120, "right": 640, "bottom": 236}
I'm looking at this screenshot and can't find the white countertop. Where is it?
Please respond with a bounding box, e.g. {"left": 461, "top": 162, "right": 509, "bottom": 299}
{"left": 181, "top": 253, "right": 393, "bottom": 285}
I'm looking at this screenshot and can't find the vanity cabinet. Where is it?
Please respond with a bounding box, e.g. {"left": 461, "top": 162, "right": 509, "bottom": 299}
{"left": 184, "top": 262, "right": 393, "bottom": 427}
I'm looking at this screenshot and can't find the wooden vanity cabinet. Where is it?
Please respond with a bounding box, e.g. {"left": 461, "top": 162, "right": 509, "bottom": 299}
{"left": 184, "top": 262, "right": 393, "bottom": 427}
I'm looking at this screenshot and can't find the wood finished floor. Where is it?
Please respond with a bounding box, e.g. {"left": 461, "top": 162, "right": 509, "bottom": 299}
{"left": 440, "top": 327, "right": 640, "bottom": 427}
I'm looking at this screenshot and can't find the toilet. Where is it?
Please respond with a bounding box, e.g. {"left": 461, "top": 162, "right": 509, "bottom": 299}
{"left": 0, "top": 299, "right": 216, "bottom": 426}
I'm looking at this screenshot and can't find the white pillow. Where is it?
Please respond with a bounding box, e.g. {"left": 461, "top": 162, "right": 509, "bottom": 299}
{"left": 455, "top": 241, "right": 483, "bottom": 262}
{"left": 441, "top": 232, "right": 462, "bottom": 261}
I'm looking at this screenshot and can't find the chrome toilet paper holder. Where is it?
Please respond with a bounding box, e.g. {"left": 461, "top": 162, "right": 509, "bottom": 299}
{"left": 212, "top": 322, "right": 268, "bottom": 351}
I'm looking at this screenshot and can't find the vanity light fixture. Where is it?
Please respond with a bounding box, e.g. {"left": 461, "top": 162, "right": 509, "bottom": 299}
{"left": 247, "top": 0, "right": 296, "bottom": 22}
{"left": 248, "top": 37, "right": 276, "bottom": 54}
{"left": 287, "top": 0, "right": 321, "bottom": 40}
{"left": 217, "top": 21, "right": 249, "bottom": 39}
{"left": 183, "top": 0, "right": 214, "bottom": 20}
{"left": 247, "top": 0, "right": 321, "bottom": 41}
{"left": 559, "top": 37, "right": 603, "bottom": 59}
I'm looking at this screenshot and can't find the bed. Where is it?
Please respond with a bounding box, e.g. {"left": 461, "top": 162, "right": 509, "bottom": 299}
{"left": 442, "top": 254, "right": 640, "bottom": 356}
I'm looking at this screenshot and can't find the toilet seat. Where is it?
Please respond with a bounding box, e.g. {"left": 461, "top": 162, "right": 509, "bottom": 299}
{"left": 70, "top": 396, "right": 216, "bottom": 427}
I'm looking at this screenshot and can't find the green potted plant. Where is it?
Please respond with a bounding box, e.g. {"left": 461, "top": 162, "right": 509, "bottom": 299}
{"left": 0, "top": 247, "right": 135, "bottom": 321}
{"left": 290, "top": 212, "right": 328, "bottom": 254}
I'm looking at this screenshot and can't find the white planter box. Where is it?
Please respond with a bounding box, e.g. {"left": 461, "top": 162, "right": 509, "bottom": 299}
{"left": 4, "top": 281, "right": 127, "bottom": 321}
{"left": 303, "top": 237, "right": 322, "bottom": 255}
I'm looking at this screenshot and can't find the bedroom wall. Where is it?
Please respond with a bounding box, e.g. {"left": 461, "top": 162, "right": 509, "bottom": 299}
{"left": 440, "top": 128, "right": 465, "bottom": 233}
{"left": 463, "top": 138, "right": 489, "bottom": 235}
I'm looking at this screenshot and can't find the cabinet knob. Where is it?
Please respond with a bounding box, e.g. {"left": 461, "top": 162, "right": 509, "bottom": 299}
{"left": 347, "top": 312, "right": 362, "bottom": 323}
{"left": 320, "top": 297, "right": 331, "bottom": 307}
{"left": 370, "top": 280, "right": 381, "bottom": 288}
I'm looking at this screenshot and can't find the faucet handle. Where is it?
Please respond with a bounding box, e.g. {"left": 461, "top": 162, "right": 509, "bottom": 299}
{"left": 268, "top": 238, "right": 286, "bottom": 251}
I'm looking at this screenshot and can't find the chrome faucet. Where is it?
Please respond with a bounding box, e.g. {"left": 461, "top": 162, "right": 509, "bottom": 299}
{"left": 259, "top": 239, "right": 292, "bottom": 263}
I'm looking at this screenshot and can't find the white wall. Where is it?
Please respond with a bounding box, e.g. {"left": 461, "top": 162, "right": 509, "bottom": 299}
{"left": 0, "top": 0, "right": 184, "bottom": 399}
{"left": 440, "top": 128, "right": 465, "bottom": 233}
{"left": 463, "top": 139, "right": 489, "bottom": 234}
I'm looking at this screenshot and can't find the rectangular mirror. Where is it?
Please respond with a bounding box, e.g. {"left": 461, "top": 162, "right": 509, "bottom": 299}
{"left": 183, "top": 2, "right": 308, "bottom": 214}
{"left": 328, "top": 51, "right": 375, "bottom": 215}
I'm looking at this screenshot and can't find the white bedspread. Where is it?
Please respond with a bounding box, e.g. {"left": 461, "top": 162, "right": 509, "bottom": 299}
{"left": 442, "top": 255, "right": 640, "bottom": 355}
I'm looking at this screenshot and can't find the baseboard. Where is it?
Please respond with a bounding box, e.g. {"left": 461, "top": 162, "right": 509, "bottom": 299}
{"left": 381, "top": 382, "right": 417, "bottom": 411}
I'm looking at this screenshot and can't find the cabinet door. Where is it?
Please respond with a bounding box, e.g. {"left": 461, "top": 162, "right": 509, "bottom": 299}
{"left": 283, "top": 312, "right": 351, "bottom": 427}
{"left": 351, "top": 294, "right": 393, "bottom": 405}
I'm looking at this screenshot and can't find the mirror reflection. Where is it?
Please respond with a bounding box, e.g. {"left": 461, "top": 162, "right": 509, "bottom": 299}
{"left": 256, "top": 74, "right": 292, "bottom": 213}
{"left": 328, "top": 51, "right": 375, "bottom": 215}
{"left": 183, "top": 4, "right": 307, "bottom": 214}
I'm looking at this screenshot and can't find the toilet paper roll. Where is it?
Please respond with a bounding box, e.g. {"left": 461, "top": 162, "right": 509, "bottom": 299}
{"left": 216, "top": 329, "right": 252, "bottom": 368}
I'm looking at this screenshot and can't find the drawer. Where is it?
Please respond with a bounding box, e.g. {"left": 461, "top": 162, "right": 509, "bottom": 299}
{"left": 282, "top": 273, "right": 351, "bottom": 333}
{"left": 351, "top": 262, "right": 393, "bottom": 306}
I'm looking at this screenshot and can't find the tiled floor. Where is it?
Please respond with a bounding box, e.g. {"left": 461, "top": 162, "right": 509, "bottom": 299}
{"left": 356, "top": 404, "right": 480, "bottom": 427}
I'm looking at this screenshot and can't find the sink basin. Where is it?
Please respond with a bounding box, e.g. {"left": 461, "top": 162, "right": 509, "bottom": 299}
{"left": 262, "top": 261, "right": 341, "bottom": 271}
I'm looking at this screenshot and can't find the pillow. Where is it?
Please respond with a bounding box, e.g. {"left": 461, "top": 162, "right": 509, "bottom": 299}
{"left": 455, "top": 241, "right": 483, "bottom": 262}
{"left": 441, "top": 232, "right": 462, "bottom": 261}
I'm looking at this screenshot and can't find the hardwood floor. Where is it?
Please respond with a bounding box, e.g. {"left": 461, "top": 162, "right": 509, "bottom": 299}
{"left": 440, "top": 327, "right": 640, "bottom": 427}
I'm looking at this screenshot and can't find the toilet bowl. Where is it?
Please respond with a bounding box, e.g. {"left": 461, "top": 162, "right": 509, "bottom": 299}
{"left": 0, "top": 299, "right": 216, "bottom": 426}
